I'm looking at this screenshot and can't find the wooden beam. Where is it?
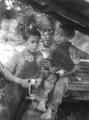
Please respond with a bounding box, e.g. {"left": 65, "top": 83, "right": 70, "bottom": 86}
{"left": 68, "top": 81, "right": 89, "bottom": 91}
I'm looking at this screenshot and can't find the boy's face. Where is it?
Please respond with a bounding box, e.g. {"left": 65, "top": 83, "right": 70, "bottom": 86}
{"left": 54, "top": 27, "right": 69, "bottom": 44}
{"left": 58, "top": 29, "right": 67, "bottom": 42}
{"left": 26, "top": 35, "right": 40, "bottom": 53}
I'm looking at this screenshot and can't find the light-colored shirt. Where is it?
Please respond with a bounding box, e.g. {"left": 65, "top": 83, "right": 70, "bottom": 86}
{"left": 6, "top": 50, "right": 35, "bottom": 75}
{"left": 6, "top": 50, "right": 43, "bottom": 77}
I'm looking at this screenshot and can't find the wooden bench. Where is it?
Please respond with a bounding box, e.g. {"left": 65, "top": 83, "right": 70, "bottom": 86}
{"left": 64, "top": 79, "right": 89, "bottom": 101}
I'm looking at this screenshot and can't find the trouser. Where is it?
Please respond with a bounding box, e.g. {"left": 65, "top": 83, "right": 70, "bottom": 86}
{"left": 22, "top": 100, "right": 47, "bottom": 120}
{"left": 48, "top": 76, "right": 69, "bottom": 114}
{"left": 0, "top": 82, "right": 26, "bottom": 120}
{"left": 40, "top": 73, "right": 57, "bottom": 103}
{"left": 22, "top": 76, "right": 69, "bottom": 120}
{"left": 22, "top": 73, "right": 57, "bottom": 120}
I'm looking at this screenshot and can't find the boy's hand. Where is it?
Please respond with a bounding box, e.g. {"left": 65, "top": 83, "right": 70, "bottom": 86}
{"left": 20, "top": 79, "right": 30, "bottom": 88}
{"left": 50, "top": 66, "right": 57, "bottom": 73}
{"left": 34, "top": 78, "right": 42, "bottom": 88}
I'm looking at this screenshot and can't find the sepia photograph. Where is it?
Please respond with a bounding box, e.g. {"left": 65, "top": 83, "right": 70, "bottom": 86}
{"left": 0, "top": 0, "right": 89, "bottom": 120}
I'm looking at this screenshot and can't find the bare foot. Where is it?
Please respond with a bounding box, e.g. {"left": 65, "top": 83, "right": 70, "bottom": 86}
{"left": 41, "top": 108, "right": 52, "bottom": 120}
{"left": 37, "top": 100, "right": 46, "bottom": 112}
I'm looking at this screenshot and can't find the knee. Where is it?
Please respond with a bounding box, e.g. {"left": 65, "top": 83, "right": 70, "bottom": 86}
{"left": 62, "top": 77, "right": 69, "bottom": 84}
{"left": 44, "top": 80, "right": 54, "bottom": 91}
{"left": 47, "top": 74, "right": 57, "bottom": 84}
{"left": 59, "top": 77, "right": 69, "bottom": 89}
{"left": 62, "top": 77, "right": 69, "bottom": 92}
{"left": 53, "top": 79, "right": 68, "bottom": 96}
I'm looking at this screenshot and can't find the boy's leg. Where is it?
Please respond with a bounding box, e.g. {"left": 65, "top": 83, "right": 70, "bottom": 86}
{"left": 37, "top": 74, "right": 57, "bottom": 112}
{"left": 41, "top": 77, "right": 69, "bottom": 120}
{"left": 22, "top": 101, "right": 42, "bottom": 120}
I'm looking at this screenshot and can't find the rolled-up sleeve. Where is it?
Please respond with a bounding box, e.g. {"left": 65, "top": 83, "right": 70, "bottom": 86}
{"left": 69, "top": 45, "right": 80, "bottom": 64}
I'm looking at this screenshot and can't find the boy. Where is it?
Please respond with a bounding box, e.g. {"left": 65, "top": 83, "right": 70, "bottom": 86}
{"left": 40, "top": 24, "right": 80, "bottom": 120}
{"left": 0, "top": 30, "right": 43, "bottom": 120}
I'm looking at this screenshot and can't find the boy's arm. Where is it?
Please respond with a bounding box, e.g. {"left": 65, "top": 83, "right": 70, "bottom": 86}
{"left": 70, "top": 45, "right": 89, "bottom": 59}
{"left": 69, "top": 45, "right": 80, "bottom": 64}
{"left": 0, "top": 52, "right": 19, "bottom": 83}
{"left": 0, "top": 63, "right": 29, "bottom": 88}
{"left": 59, "top": 65, "right": 79, "bottom": 77}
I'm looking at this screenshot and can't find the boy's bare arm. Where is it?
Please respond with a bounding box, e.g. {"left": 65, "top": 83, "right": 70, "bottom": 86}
{"left": 0, "top": 63, "right": 29, "bottom": 88}
{"left": 59, "top": 65, "right": 79, "bottom": 77}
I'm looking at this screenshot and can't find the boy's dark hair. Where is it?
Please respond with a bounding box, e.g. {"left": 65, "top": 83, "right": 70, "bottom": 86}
{"left": 61, "top": 24, "right": 75, "bottom": 39}
{"left": 23, "top": 30, "right": 41, "bottom": 41}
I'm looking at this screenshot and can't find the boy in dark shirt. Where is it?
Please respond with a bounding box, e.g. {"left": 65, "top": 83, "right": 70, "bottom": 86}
{"left": 41, "top": 24, "right": 80, "bottom": 120}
